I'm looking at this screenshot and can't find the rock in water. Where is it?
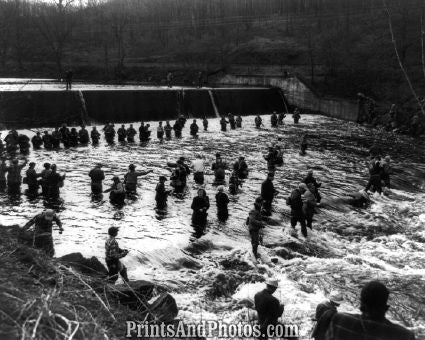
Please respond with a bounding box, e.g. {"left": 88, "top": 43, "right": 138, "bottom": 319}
{"left": 149, "top": 293, "right": 178, "bottom": 322}
{"left": 112, "top": 281, "right": 178, "bottom": 322}
{"left": 112, "top": 280, "right": 158, "bottom": 309}
{"left": 59, "top": 252, "right": 108, "bottom": 277}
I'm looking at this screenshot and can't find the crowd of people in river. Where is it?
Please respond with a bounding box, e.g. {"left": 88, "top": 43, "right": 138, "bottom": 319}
{"left": 1, "top": 110, "right": 393, "bottom": 249}
{"left": 1, "top": 111, "right": 410, "bottom": 340}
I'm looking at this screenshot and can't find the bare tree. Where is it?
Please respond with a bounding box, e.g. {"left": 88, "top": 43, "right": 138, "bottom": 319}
{"left": 383, "top": 0, "right": 425, "bottom": 117}
{"left": 34, "top": 0, "right": 76, "bottom": 77}
{"left": 0, "top": 1, "right": 13, "bottom": 70}
{"left": 106, "top": 0, "right": 130, "bottom": 70}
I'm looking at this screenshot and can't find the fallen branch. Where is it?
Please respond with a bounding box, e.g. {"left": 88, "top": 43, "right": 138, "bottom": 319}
{"left": 59, "top": 265, "right": 116, "bottom": 321}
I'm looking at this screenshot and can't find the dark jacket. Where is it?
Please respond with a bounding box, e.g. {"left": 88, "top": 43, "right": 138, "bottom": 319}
{"left": 287, "top": 188, "right": 303, "bottom": 211}
{"left": 247, "top": 208, "right": 266, "bottom": 232}
{"left": 304, "top": 175, "right": 320, "bottom": 188}
{"left": 254, "top": 289, "right": 284, "bottom": 329}
{"left": 216, "top": 192, "right": 230, "bottom": 211}
{"left": 312, "top": 301, "right": 337, "bottom": 340}
{"left": 155, "top": 182, "right": 168, "bottom": 202}
{"left": 261, "top": 179, "right": 276, "bottom": 201}
{"left": 325, "top": 313, "right": 415, "bottom": 340}
{"left": 89, "top": 168, "right": 105, "bottom": 183}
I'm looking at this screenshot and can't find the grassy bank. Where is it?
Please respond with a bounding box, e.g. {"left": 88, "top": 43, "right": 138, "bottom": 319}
{"left": 0, "top": 225, "right": 143, "bottom": 340}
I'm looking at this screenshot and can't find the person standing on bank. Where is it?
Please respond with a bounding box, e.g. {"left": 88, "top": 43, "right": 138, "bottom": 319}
{"left": 311, "top": 292, "right": 343, "bottom": 340}
{"left": 65, "top": 69, "right": 73, "bottom": 90}
{"left": 105, "top": 226, "right": 129, "bottom": 283}
{"left": 254, "top": 278, "right": 285, "bottom": 339}
{"left": 325, "top": 281, "right": 415, "bottom": 340}
{"left": 21, "top": 209, "right": 63, "bottom": 257}
{"left": 167, "top": 72, "right": 173, "bottom": 88}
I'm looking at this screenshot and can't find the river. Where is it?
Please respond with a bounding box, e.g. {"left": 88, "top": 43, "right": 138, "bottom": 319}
{"left": 1, "top": 114, "right": 424, "bottom": 339}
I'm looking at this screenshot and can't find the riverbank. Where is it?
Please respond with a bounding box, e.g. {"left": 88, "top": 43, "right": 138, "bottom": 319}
{"left": 0, "top": 225, "right": 181, "bottom": 340}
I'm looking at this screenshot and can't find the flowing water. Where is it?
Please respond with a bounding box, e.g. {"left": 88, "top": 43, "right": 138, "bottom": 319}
{"left": 1, "top": 115, "right": 425, "bottom": 339}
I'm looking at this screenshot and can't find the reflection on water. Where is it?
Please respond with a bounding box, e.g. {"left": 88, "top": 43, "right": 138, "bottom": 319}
{"left": 1, "top": 115, "right": 425, "bottom": 338}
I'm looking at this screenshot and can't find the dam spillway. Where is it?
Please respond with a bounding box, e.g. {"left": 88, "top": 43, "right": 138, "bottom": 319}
{"left": 0, "top": 82, "right": 289, "bottom": 129}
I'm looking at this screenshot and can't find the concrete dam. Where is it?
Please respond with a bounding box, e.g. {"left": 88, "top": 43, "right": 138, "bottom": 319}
{"left": 0, "top": 83, "right": 289, "bottom": 129}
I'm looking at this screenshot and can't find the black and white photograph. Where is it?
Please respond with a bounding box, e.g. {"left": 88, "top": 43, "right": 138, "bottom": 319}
{"left": 0, "top": 0, "right": 424, "bottom": 339}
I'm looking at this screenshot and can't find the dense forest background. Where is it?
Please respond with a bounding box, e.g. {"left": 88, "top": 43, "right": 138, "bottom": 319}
{"left": 0, "top": 0, "right": 424, "bottom": 104}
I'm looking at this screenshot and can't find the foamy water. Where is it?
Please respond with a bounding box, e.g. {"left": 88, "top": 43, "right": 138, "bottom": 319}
{"left": 1, "top": 115, "right": 424, "bottom": 338}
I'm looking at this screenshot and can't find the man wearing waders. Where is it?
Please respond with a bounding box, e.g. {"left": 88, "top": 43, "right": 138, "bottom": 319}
{"left": 247, "top": 197, "right": 267, "bottom": 258}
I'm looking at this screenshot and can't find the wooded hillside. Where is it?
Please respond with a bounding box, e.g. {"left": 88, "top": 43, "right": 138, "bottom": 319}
{"left": 0, "top": 0, "right": 424, "bottom": 102}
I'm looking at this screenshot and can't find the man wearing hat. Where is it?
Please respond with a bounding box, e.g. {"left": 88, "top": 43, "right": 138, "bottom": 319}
{"left": 155, "top": 176, "right": 171, "bottom": 209}
{"left": 286, "top": 183, "right": 308, "bottom": 237}
{"left": 247, "top": 197, "right": 267, "bottom": 258}
{"left": 326, "top": 281, "right": 415, "bottom": 340}
{"left": 105, "top": 226, "right": 129, "bottom": 283}
{"left": 254, "top": 278, "right": 285, "bottom": 339}
{"left": 312, "top": 291, "right": 343, "bottom": 340}
{"left": 88, "top": 163, "right": 105, "bottom": 195}
{"left": 21, "top": 209, "right": 63, "bottom": 257}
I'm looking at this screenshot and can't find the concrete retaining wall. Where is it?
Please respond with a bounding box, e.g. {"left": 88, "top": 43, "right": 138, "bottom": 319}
{"left": 218, "top": 75, "right": 359, "bottom": 122}
{"left": 0, "top": 88, "right": 288, "bottom": 129}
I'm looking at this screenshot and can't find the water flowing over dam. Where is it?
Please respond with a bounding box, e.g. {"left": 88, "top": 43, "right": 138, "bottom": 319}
{"left": 0, "top": 114, "right": 424, "bottom": 338}
{"left": 0, "top": 81, "right": 288, "bottom": 129}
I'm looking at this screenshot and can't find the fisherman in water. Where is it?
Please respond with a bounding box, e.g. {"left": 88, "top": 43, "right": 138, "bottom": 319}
{"left": 216, "top": 185, "right": 230, "bottom": 222}
{"left": 212, "top": 153, "right": 227, "bottom": 185}
{"left": 247, "top": 197, "right": 267, "bottom": 258}
{"left": 123, "top": 164, "right": 153, "bottom": 195}
{"left": 104, "top": 175, "right": 126, "bottom": 206}
{"left": 155, "top": 176, "right": 171, "bottom": 209}
{"left": 192, "top": 154, "right": 205, "bottom": 185}
{"left": 89, "top": 163, "right": 105, "bottom": 195}
{"left": 191, "top": 188, "right": 210, "bottom": 237}
{"left": 255, "top": 115, "right": 263, "bottom": 129}
{"left": 190, "top": 119, "right": 199, "bottom": 138}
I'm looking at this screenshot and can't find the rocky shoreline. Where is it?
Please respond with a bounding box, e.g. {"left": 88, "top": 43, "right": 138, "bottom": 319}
{"left": 0, "top": 225, "right": 179, "bottom": 339}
